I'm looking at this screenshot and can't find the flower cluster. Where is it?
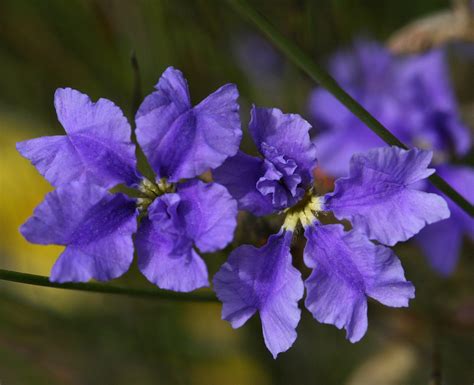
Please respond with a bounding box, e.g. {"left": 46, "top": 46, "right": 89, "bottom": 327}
{"left": 19, "top": 66, "right": 450, "bottom": 358}
{"left": 309, "top": 40, "right": 473, "bottom": 275}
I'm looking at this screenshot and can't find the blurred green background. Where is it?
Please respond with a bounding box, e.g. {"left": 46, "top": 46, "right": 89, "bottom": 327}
{"left": 0, "top": 1, "right": 472, "bottom": 384}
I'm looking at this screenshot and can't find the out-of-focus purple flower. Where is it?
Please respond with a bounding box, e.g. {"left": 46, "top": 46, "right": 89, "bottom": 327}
{"left": 18, "top": 67, "right": 241, "bottom": 292}
{"left": 309, "top": 41, "right": 471, "bottom": 176}
{"left": 328, "top": 40, "right": 394, "bottom": 94}
{"left": 308, "top": 40, "right": 472, "bottom": 276}
{"left": 416, "top": 164, "right": 474, "bottom": 275}
{"left": 397, "top": 49, "right": 471, "bottom": 157}
{"left": 214, "top": 105, "right": 449, "bottom": 357}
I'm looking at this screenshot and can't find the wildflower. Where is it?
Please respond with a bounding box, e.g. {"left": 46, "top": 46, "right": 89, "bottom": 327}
{"left": 17, "top": 67, "right": 241, "bottom": 291}
{"left": 213, "top": 106, "right": 449, "bottom": 357}
{"left": 308, "top": 40, "right": 473, "bottom": 275}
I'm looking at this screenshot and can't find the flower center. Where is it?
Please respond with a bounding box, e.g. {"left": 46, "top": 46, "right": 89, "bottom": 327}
{"left": 137, "top": 178, "right": 175, "bottom": 212}
{"left": 282, "top": 192, "right": 322, "bottom": 231}
{"left": 256, "top": 143, "right": 304, "bottom": 209}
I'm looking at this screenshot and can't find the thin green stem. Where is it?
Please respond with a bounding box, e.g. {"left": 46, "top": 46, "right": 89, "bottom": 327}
{"left": 130, "top": 50, "right": 142, "bottom": 119}
{"left": 0, "top": 269, "right": 218, "bottom": 303}
{"left": 129, "top": 50, "right": 157, "bottom": 182}
{"left": 226, "top": 0, "right": 474, "bottom": 217}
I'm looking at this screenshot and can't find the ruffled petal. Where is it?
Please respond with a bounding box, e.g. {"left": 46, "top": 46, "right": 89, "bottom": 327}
{"left": 325, "top": 147, "right": 450, "bottom": 246}
{"left": 256, "top": 144, "right": 305, "bottom": 209}
{"left": 136, "top": 220, "right": 208, "bottom": 292}
{"left": 41, "top": 88, "right": 139, "bottom": 187}
{"left": 213, "top": 151, "right": 275, "bottom": 216}
{"left": 16, "top": 136, "right": 88, "bottom": 188}
{"left": 20, "top": 182, "right": 137, "bottom": 282}
{"left": 135, "top": 193, "right": 209, "bottom": 292}
{"left": 177, "top": 180, "right": 237, "bottom": 252}
{"left": 249, "top": 106, "right": 317, "bottom": 181}
{"left": 136, "top": 66, "right": 191, "bottom": 119}
{"left": 136, "top": 67, "right": 241, "bottom": 181}
{"left": 304, "top": 223, "right": 414, "bottom": 342}
{"left": 213, "top": 231, "right": 303, "bottom": 358}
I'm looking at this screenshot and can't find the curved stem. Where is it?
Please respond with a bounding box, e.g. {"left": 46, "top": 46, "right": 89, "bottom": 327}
{"left": 0, "top": 269, "right": 219, "bottom": 303}
{"left": 226, "top": 0, "right": 474, "bottom": 217}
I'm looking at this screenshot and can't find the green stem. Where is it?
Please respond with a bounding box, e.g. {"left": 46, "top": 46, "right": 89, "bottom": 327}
{"left": 0, "top": 269, "right": 218, "bottom": 303}
{"left": 226, "top": 0, "right": 474, "bottom": 217}
{"left": 130, "top": 50, "right": 142, "bottom": 120}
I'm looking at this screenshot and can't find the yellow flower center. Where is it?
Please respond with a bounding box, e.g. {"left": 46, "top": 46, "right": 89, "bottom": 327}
{"left": 282, "top": 193, "right": 322, "bottom": 231}
{"left": 137, "top": 178, "right": 175, "bottom": 211}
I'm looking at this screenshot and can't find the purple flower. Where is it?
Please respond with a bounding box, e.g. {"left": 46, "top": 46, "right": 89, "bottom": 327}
{"left": 18, "top": 67, "right": 241, "bottom": 292}
{"left": 309, "top": 41, "right": 470, "bottom": 176}
{"left": 214, "top": 106, "right": 449, "bottom": 357}
{"left": 135, "top": 180, "right": 237, "bottom": 292}
{"left": 308, "top": 40, "right": 472, "bottom": 276}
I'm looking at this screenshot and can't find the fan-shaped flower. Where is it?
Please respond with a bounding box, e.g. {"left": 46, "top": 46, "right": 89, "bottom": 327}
{"left": 213, "top": 106, "right": 449, "bottom": 357}
{"left": 18, "top": 67, "right": 241, "bottom": 292}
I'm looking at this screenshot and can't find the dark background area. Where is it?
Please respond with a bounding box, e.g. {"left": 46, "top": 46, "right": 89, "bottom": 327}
{"left": 0, "top": 1, "right": 472, "bottom": 384}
